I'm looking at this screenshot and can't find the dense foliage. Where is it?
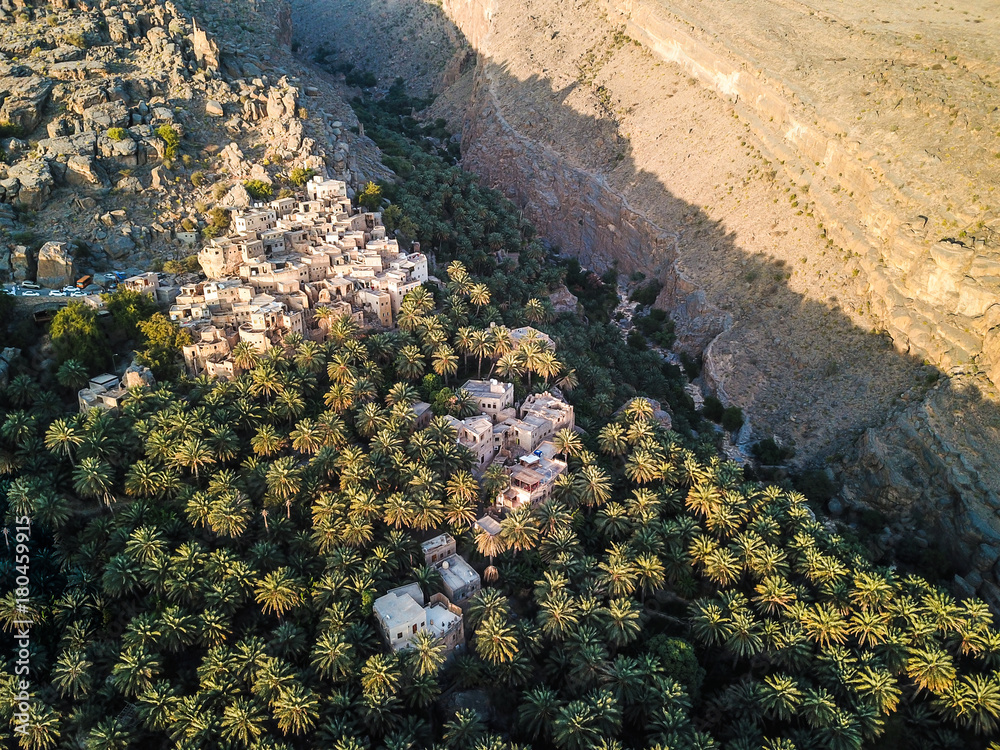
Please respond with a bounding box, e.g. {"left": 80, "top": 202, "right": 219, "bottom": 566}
{"left": 1, "top": 80, "right": 999, "bottom": 750}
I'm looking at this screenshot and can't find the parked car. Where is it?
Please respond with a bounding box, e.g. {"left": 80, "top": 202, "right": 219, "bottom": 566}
{"left": 49, "top": 290, "right": 66, "bottom": 297}
{"left": 69, "top": 291, "right": 85, "bottom": 297}
{"left": 21, "top": 281, "right": 40, "bottom": 289}
{"left": 22, "top": 290, "right": 39, "bottom": 296}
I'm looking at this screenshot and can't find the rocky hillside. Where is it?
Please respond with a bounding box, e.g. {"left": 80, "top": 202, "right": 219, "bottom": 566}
{"left": 0, "top": 0, "right": 386, "bottom": 284}
{"left": 291, "top": 0, "right": 1000, "bottom": 605}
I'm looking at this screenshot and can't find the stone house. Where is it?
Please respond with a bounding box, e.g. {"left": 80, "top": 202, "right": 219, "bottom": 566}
{"left": 373, "top": 583, "right": 465, "bottom": 657}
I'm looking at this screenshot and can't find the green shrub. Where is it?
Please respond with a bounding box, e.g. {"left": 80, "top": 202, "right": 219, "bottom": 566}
{"left": 752, "top": 437, "right": 794, "bottom": 465}
{"left": 721, "top": 406, "right": 744, "bottom": 432}
{"left": 794, "top": 469, "right": 836, "bottom": 502}
{"left": 629, "top": 278, "right": 664, "bottom": 306}
{"left": 156, "top": 124, "right": 180, "bottom": 161}
{"left": 162, "top": 260, "right": 185, "bottom": 274}
{"left": 0, "top": 122, "right": 25, "bottom": 139}
{"left": 627, "top": 329, "right": 648, "bottom": 351}
{"left": 191, "top": 171, "right": 207, "bottom": 187}
{"left": 647, "top": 636, "right": 705, "bottom": 701}
{"left": 64, "top": 32, "right": 88, "bottom": 48}
{"left": 244, "top": 179, "right": 274, "bottom": 201}
{"left": 357, "top": 181, "right": 382, "bottom": 211}
{"left": 702, "top": 396, "right": 724, "bottom": 423}
{"left": 183, "top": 254, "right": 201, "bottom": 273}
{"left": 202, "top": 207, "right": 231, "bottom": 239}
{"left": 289, "top": 167, "right": 315, "bottom": 187}
{"left": 106, "top": 127, "right": 127, "bottom": 141}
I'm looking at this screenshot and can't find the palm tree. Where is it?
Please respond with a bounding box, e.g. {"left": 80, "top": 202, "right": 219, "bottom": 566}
{"left": 44, "top": 417, "right": 85, "bottom": 464}
{"left": 596, "top": 423, "right": 627, "bottom": 458}
{"left": 524, "top": 298, "right": 547, "bottom": 323}
{"left": 173, "top": 437, "right": 215, "bottom": 480}
{"left": 474, "top": 614, "right": 519, "bottom": 664}
{"left": 395, "top": 345, "right": 426, "bottom": 381}
{"left": 455, "top": 326, "right": 476, "bottom": 370}
{"left": 553, "top": 428, "right": 582, "bottom": 463}
{"left": 111, "top": 646, "right": 160, "bottom": 697}
{"left": 266, "top": 456, "right": 304, "bottom": 508}
{"left": 255, "top": 567, "right": 302, "bottom": 618}
{"left": 57, "top": 359, "right": 89, "bottom": 391}
{"left": 906, "top": 646, "right": 957, "bottom": 694}
{"left": 606, "top": 597, "right": 642, "bottom": 647}
{"left": 432, "top": 344, "right": 459, "bottom": 385}
{"left": 251, "top": 424, "right": 287, "bottom": 457}
{"left": 538, "top": 591, "right": 580, "bottom": 640}
{"left": 495, "top": 352, "right": 524, "bottom": 383}
{"left": 500, "top": 507, "right": 540, "bottom": 552}
{"left": 521, "top": 342, "right": 544, "bottom": 391}
{"left": 73, "top": 456, "right": 114, "bottom": 506}
{"left": 471, "top": 329, "right": 493, "bottom": 378}
{"left": 386, "top": 382, "right": 419, "bottom": 406}
{"left": 232, "top": 341, "right": 261, "bottom": 371}
{"left": 408, "top": 629, "right": 447, "bottom": 677}
{"left": 324, "top": 383, "right": 355, "bottom": 413}
{"left": 443, "top": 708, "right": 486, "bottom": 750}
{"left": 519, "top": 685, "right": 561, "bottom": 741}
{"left": 290, "top": 418, "right": 323, "bottom": 454}
{"left": 575, "top": 465, "right": 612, "bottom": 509}
{"left": 273, "top": 684, "right": 320, "bottom": 735}
{"left": 220, "top": 697, "right": 267, "bottom": 745}
{"left": 52, "top": 649, "right": 93, "bottom": 699}
{"left": 624, "top": 449, "right": 662, "bottom": 484}
{"left": 311, "top": 631, "right": 354, "bottom": 680}
{"left": 468, "top": 283, "right": 491, "bottom": 311}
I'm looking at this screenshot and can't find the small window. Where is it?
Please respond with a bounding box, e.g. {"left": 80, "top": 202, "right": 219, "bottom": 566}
{"left": 413, "top": 623, "right": 418, "bottom": 634}
{"left": 397, "top": 632, "right": 403, "bottom": 639}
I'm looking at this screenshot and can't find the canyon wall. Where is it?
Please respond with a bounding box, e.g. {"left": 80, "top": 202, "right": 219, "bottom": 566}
{"left": 602, "top": 0, "right": 1000, "bottom": 379}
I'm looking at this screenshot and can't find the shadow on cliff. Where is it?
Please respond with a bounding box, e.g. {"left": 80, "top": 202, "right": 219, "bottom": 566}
{"left": 290, "top": 0, "right": 1000, "bottom": 588}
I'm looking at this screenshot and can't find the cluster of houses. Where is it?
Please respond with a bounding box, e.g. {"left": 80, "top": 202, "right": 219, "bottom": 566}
{"left": 372, "top": 377, "right": 575, "bottom": 659}
{"left": 372, "top": 532, "right": 481, "bottom": 657}
{"left": 79, "top": 175, "right": 586, "bottom": 660}
{"left": 173, "top": 176, "right": 428, "bottom": 378}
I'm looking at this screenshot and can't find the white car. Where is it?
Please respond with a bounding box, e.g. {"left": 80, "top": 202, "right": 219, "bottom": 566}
{"left": 22, "top": 290, "right": 39, "bottom": 297}
{"left": 70, "top": 291, "right": 85, "bottom": 297}
{"left": 48, "top": 290, "right": 66, "bottom": 297}
{"left": 62, "top": 286, "right": 77, "bottom": 293}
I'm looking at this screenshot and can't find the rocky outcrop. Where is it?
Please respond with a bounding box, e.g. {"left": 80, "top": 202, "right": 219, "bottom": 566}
{"left": 6, "top": 159, "right": 54, "bottom": 210}
{"left": 0, "top": 69, "right": 53, "bottom": 133}
{"left": 35, "top": 242, "right": 75, "bottom": 288}
{"left": 843, "top": 374, "right": 1000, "bottom": 608}
{"left": 190, "top": 19, "right": 220, "bottom": 71}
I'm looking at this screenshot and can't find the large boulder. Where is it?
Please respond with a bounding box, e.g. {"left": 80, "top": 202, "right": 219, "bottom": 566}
{"left": 36, "top": 131, "right": 98, "bottom": 158}
{"left": 83, "top": 101, "right": 130, "bottom": 130}
{"left": 36, "top": 242, "right": 75, "bottom": 288}
{"left": 98, "top": 133, "right": 143, "bottom": 166}
{"left": 7, "top": 160, "right": 54, "bottom": 210}
{"left": 65, "top": 155, "right": 109, "bottom": 187}
{"left": 191, "top": 19, "right": 220, "bottom": 70}
{"left": 11, "top": 245, "right": 31, "bottom": 282}
{"left": 0, "top": 72, "right": 53, "bottom": 133}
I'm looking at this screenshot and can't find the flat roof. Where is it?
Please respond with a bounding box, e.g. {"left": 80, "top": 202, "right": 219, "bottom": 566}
{"left": 439, "top": 555, "right": 480, "bottom": 590}
{"left": 476, "top": 516, "right": 501, "bottom": 536}
{"left": 373, "top": 583, "right": 424, "bottom": 626}
{"left": 421, "top": 533, "right": 454, "bottom": 554}
{"left": 425, "top": 602, "right": 461, "bottom": 639}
